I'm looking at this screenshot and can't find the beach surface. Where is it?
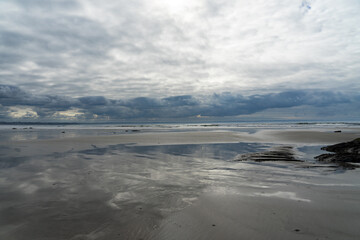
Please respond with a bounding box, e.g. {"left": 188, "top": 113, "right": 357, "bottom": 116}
{"left": 1, "top": 124, "right": 360, "bottom": 239}
{"left": 4, "top": 128, "right": 360, "bottom": 156}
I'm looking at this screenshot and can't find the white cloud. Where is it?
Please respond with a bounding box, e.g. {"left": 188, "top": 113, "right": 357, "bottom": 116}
{"left": 51, "top": 108, "right": 84, "bottom": 120}
{"left": 0, "top": 0, "right": 359, "bottom": 98}
{"left": 8, "top": 106, "right": 39, "bottom": 119}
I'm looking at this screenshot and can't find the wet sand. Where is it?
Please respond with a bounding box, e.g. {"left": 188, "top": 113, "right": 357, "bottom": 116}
{"left": 150, "top": 169, "right": 360, "bottom": 240}
{"left": 1, "top": 128, "right": 360, "bottom": 239}
{"left": 4, "top": 128, "right": 360, "bottom": 157}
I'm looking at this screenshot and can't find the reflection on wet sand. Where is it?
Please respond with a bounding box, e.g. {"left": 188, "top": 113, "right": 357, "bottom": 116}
{"left": 1, "top": 131, "right": 360, "bottom": 239}
{"left": 0, "top": 141, "right": 268, "bottom": 239}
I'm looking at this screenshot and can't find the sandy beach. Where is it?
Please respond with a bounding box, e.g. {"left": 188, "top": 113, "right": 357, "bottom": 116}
{"left": 4, "top": 128, "right": 360, "bottom": 156}
{"left": 3, "top": 0, "right": 360, "bottom": 239}
{"left": 1, "top": 125, "right": 360, "bottom": 239}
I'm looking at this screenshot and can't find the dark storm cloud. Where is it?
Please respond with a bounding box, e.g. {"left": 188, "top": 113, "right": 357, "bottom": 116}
{"left": 162, "top": 95, "right": 198, "bottom": 107}
{"left": 0, "top": 85, "right": 78, "bottom": 111}
{"left": 78, "top": 96, "right": 109, "bottom": 106}
{"left": 1, "top": 84, "right": 358, "bottom": 121}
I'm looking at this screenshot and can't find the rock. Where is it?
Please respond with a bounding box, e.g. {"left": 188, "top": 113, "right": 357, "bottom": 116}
{"left": 321, "top": 138, "right": 360, "bottom": 154}
{"left": 315, "top": 138, "right": 360, "bottom": 165}
{"left": 236, "top": 146, "right": 302, "bottom": 162}
{"left": 334, "top": 130, "right": 341, "bottom": 133}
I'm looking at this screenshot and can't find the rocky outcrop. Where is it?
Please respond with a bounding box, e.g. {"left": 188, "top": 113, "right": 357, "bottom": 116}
{"left": 315, "top": 138, "right": 360, "bottom": 165}
{"left": 236, "top": 146, "right": 302, "bottom": 162}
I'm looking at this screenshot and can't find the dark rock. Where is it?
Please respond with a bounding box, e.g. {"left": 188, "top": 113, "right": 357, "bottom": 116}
{"left": 315, "top": 138, "right": 360, "bottom": 166}
{"left": 236, "top": 146, "right": 302, "bottom": 162}
{"left": 334, "top": 130, "right": 342, "bottom": 133}
{"left": 321, "top": 138, "right": 360, "bottom": 154}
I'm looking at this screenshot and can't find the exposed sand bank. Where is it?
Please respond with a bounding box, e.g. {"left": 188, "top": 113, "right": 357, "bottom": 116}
{"left": 4, "top": 129, "right": 360, "bottom": 158}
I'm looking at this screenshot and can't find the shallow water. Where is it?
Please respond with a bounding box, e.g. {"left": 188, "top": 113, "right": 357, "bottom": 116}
{"left": 0, "top": 141, "right": 262, "bottom": 238}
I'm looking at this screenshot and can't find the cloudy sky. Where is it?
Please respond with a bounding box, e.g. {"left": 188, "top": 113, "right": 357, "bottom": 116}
{"left": 0, "top": 0, "right": 359, "bottom": 121}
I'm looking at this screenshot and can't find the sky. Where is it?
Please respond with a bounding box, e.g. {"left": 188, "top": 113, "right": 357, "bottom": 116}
{"left": 0, "top": 0, "right": 360, "bottom": 122}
